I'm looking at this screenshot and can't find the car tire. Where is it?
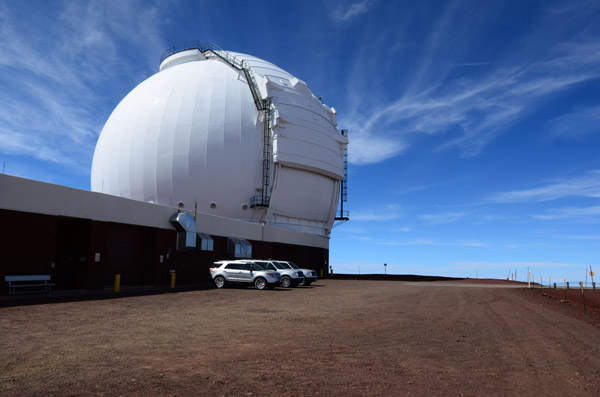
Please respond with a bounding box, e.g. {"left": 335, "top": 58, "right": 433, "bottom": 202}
{"left": 281, "top": 276, "right": 292, "bottom": 288}
{"left": 254, "top": 277, "right": 267, "bottom": 290}
{"left": 298, "top": 279, "right": 306, "bottom": 286}
{"left": 304, "top": 280, "right": 312, "bottom": 286}
{"left": 214, "top": 276, "right": 226, "bottom": 289}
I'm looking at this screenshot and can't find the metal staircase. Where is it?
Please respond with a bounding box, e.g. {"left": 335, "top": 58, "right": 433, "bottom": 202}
{"left": 334, "top": 129, "right": 349, "bottom": 226}
{"left": 161, "top": 42, "right": 272, "bottom": 207}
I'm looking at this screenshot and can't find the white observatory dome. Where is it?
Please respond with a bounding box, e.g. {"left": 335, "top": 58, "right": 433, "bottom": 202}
{"left": 91, "top": 44, "right": 348, "bottom": 236}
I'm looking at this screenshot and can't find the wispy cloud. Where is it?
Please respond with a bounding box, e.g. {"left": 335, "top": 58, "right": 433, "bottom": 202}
{"left": 557, "top": 234, "right": 600, "bottom": 241}
{"left": 403, "top": 239, "right": 488, "bottom": 247}
{"left": 353, "top": 236, "right": 488, "bottom": 247}
{"left": 394, "top": 185, "right": 429, "bottom": 195}
{"left": 0, "top": 1, "right": 168, "bottom": 181}
{"left": 342, "top": 2, "right": 600, "bottom": 164}
{"left": 453, "top": 261, "right": 581, "bottom": 270}
{"left": 388, "top": 226, "right": 412, "bottom": 233}
{"left": 402, "top": 239, "right": 489, "bottom": 248}
{"left": 345, "top": 120, "right": 407, "bottom": 164}
{"left": 351, "top": 203, "right": 404, "bottom": 221}
{"left": 488, "top": 170, "right": 600, "bottom": 203}
{"left": 532, "top": 205, "right": 600, "bottom": 221}
{"left": 418, "top": 211, "right": 468, "bottom": 224}
{"left": 331, "top": 0, "right": 376, "bottom": 22}
{"left": 338, "top": 226, "right": 369, "bottom": 234}
{"left": 547, "top": 105, "right": 600, "bottom": 140}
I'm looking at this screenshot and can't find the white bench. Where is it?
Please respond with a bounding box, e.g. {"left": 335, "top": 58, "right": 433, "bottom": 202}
{"left": 5, "top": 275, "right": 55, "bottom": 295}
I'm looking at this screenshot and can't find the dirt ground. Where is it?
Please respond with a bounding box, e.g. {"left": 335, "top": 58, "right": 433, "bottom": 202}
{"left": 1, "top": 279, "right": 600, "bottom": 396}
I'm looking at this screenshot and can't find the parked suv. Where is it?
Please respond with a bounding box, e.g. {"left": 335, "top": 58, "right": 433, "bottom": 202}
{"left": 277, "top": 261, "right": 318, "bottom": 286}
{"left": 252, "top": 260, "right": 305, "bottom": 288}
{"left": 210, "top": 260, "right": 281, "bottom": 290}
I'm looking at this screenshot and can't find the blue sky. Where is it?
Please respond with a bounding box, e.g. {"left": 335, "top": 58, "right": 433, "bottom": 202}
{"left": 1, "top": 0, "right": 600, "bottom": 283}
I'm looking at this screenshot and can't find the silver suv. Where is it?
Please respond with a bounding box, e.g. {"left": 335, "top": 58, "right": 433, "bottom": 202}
{"left": 210, "top": 260, "right": 281, "bottom": 290}
{"left": 278, "top": 261, "right": 318, "bottom": 286}
{"left": 252, "top": 260, "right": 305, "bottom": 288}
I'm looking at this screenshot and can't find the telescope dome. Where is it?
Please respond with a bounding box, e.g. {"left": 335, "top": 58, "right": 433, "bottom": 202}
{"left": 91, "top": 44, "right": 347, "bottom": 236}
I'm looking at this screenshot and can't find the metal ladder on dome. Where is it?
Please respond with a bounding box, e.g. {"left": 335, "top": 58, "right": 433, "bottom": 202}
{"left": 334, "top": 129, "right": 349, "bottom": 227}
{"left": 161, "top": 41, "right": 273, "bottom": 207}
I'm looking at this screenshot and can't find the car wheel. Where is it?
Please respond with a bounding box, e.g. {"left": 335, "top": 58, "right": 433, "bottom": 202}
{"left": 298, "top": 279, "right": 306, "bottom": 286}
{"left": 214, "top": 276, "right": 226, "bottom": 289}
{"left": 281, "top": 276, "right": 292, "bottom": 288}
{"left": 304, "top": 280, "right": 312, "bottom": 286}
{"left": 254, "top": 277, "right": 267, "bottom": 290}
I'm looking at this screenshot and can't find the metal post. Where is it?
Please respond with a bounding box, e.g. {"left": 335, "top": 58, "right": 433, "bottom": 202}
{"left": 580, "top": 281, "right": 586, "bottom": 313}
{"left": 170, "top": 271, "right": 176, "bottom": 289}
{"left": 384, "top": 263, "right": 387, "bottom": 275}
{"left": 114, "top": 274, "right": 121, "bottom": 293}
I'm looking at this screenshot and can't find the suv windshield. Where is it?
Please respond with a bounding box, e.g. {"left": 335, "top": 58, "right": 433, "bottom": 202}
{"left": 286, "top": 262, "right": 300, "bottom": 269}
{"left": 273, "top": 262, "right": 289, "bottom": 270}
{"left": 274, "top": 261, "right": 292, "bottom": 269}
{"left": 249, "top": 263, "right": 265, "bottom": 271}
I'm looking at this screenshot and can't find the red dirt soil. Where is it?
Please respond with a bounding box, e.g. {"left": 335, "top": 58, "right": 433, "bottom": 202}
{"left": 1, "top": 279, "right": 600, "bottom": 396}
{"left": 529, "top": 286, "right": 600, "bottom": 322}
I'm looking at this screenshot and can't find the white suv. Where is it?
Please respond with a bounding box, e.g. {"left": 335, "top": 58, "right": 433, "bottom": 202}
{"left": 252, "top": 260, "right": 305, "bottom": 288}
{"left": 277, "top": 261, "right": 318, "bottom": 286}
{"left": 209, "top": 260, "right": 281, "bottom": 290}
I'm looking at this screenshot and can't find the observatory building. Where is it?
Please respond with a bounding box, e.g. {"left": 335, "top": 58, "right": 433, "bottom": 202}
{"left": 0, "top": 42, "right": 348, "bottom": 291}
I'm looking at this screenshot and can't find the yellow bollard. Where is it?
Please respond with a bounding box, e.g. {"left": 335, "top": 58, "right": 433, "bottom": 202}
{"left": 580, "top": 281, "right": 587, "bottom": 313}
{"left": 320, "top": 269, "right": 323, "bottom": 278}
{"left": 114, "top": 274, "right": 121, "bottom": 293}
{"left": 170, "top": 272, "right": 176, "bottom": 289}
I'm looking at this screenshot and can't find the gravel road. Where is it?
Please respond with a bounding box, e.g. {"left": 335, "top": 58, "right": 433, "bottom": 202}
{"left": 1, "top": 279, "right": 599, "bottom": 396}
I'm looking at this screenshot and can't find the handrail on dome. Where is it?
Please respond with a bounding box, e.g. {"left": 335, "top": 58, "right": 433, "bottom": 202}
{"left": 161, "top": 41, "right": 265, "bottom": 111}
{"left": 160, "top": 41, "right": 213, "bottom": 64}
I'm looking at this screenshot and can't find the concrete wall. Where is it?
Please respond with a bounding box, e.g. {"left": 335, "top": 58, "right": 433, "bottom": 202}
{"left": 0, "top": 174, "right": 329, "bottom": 292}
{"left": 0, "top": 174, "right": 329, "bottom": 249}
